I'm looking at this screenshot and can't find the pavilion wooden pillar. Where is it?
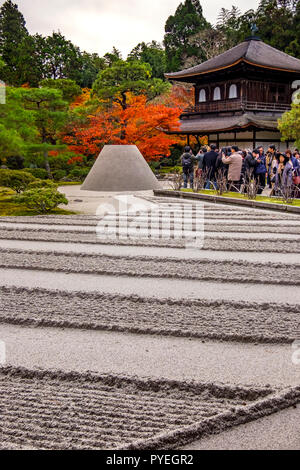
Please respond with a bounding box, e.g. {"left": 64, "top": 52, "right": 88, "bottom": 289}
{"left": 253, "top": 130, "right": 256, "bottom": 149}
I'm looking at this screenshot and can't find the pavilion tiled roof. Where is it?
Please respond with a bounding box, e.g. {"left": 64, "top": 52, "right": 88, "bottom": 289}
{"left": 175, "top": 113, "right": 279, "bottom": 134}
{"left": 165, "top": 39, "right": 300, "bottom": 80}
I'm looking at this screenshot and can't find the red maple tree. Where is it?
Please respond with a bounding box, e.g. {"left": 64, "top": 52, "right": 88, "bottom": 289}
{"left": 156, "top": 84, "right": 194, "bottom": 109}
{"left": 63, "top": 94, "right": 185, "bottom": 161}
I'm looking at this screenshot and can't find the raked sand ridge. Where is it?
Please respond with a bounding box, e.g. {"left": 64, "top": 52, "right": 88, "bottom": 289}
{"left": 0, "top": 196, "right": 299, "bottom": 450}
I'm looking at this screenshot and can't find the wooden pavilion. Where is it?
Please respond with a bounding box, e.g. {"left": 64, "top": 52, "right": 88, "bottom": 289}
{"left": 165, "top": 36, "right": 300, "bottom": 150}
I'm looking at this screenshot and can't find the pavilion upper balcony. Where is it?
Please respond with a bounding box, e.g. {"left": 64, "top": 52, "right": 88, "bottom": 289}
{"left": 182, "top": 99, "right": 291, "bottom": 116}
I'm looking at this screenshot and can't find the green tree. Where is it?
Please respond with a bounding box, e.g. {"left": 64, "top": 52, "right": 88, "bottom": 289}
{"left": 216, "top": 1, "right": 299, "bottom": 54}
{"left": 79, "top": 52, "right": 106, "bottom": 88}
{"left": 0, "top": 55, "right": 5, "bottom": 70}
{"left": 216, "top": 6, "right": 245, "bottom": 49}
{"left": 27, "top": 179, "right": 57, "bottom": 189}
{"left": 92, "top": 60, "right": 170, "bottom": 110}
{"left": 164, "top": 0, "right": 210, "bottom": 72}
{"left": 255, "top": 0, "right": 294, "bottom": 51}
{"left": 278, "top": 103, "right": 300, "bottom": 148}
{"left": 286, "top": 1, "right": 300, "bottom": 57}
{"left": 0, "top": 87, "right": 37, "bottom": 159}
{"left": 39, "top": 78, "right": 82, "bottom": 103}
{"left": 0, "top": 124, "right": 24, "bottom": 158}
{"left": 103, "top": 47, "right": 122, "bottom": 67}
{"left": 0, "top": 169, "right": 35, "bottom": 193}
{"left": 41, "top": 32, "right": 82, "bottom": 82}
{"left": 15, "top": 87, "right": 69, "bottom": 176}
{"left": 128, "top": 41, "right": 167, "bottom": 79}
{"left": 12, "top": 31, "right": 105, "bottom": 88}
{"left": 91, "top": 60, "right": 170, "bottom": 141}
{"left": 13, "top": 34, "right": 46, "bottom": 86}
{"left": 16, "top": 186, "right": 68, "bottom": 213}
{"left": 0, "top": 0, "right": 28, "bottom": 85}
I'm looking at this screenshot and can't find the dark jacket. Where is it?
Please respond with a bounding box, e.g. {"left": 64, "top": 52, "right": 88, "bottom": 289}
{"left": 255, "top": 155, "right": 267, "bottom": 175}
{"left": 203, "top": 151, "right": 218, "bottom": 179}
{"left": 244, "top": 153, "right": 256, "bottom": 172}
{"left": 215, "top": 153, "right": 228, "bottom": 176}
{"left": 181, "top": 152, "right": 194, "bottom": 174}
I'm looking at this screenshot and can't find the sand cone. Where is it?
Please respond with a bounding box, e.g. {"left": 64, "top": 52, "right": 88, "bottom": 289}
{"left": 81, "top": 145, "right": 161, "bottom": 192}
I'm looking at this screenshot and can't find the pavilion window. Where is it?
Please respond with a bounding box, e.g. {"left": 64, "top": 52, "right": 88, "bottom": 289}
{"left": 229, "top": 84, "right": 238, "bottom": 99}
{"left": 199, "top": 89, "right": 206, "bottom": 102}
{"left": 213, "top": 86, "right": 221, "bottom": 101}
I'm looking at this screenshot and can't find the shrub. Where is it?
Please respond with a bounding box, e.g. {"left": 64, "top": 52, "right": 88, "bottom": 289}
{"left": 48, "top": 154, "right": 72, "bottom": 171}
{"left": 0, "top": 169, "right": 36, "bottom": 193}
{"left": 16, "top": 187, "right": 68, "bottom": 213}
{"left": 52, "top": 169, "right": 67, "bottom": 181}
{"left": 48, "top": 152, "right": 87, "bottom": 172}
{"left": 68, "top": 166, "right": 90, "bottom": 181}
{"left": 148, "top": 161, "right": 161, "bottom": 171}
{"left": 27, "top": 179, "right": 58, "bottom": 190}
{"left": 160, "top": 157, "right": 172, "bottom": 167}
{"left": 6, "top": 155, "right": 24, "bottom": 170}
{"left": 156, "top": 166, "right": 182, "bottom": 174}
{"left": 24, "top": 168, "right": 49, "bottom": 180}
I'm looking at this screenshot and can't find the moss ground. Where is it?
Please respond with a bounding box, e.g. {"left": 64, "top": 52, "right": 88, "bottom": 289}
{"left": 180, "top": 189, "right": 300, "bottom": 206}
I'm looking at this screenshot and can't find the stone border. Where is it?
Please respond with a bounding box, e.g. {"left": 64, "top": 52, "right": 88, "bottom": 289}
{"left": 154, "top": 190, "right": 300, "bottom": 214}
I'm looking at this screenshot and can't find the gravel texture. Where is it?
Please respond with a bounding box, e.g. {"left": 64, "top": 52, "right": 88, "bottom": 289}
{"left": 180, "top": 405, "right": 300, "bottom": 450}
{"left": 1, "top": 366, "right": 299, "bottom": 450}
{"left": 1, "top": 195, "right": 299, "bottom": 450}
{"left": 0, "top": 286, "right": 299, "bottom": 343}
{"left": 1, "top": 215, "right": 300, "bottom": 234}
{"left": 0, "top": 248, "right": 299, "bottom": 284}
{"left": 1, "top": 239, "right": 299, "bottom": 264}
{"left": 0, "top": 229, "right": 299, "bottom": 251}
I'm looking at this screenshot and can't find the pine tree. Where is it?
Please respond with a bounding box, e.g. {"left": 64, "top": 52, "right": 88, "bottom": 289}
{"left": 128, "top": 41, "right": 167, "bottom": 79}
{"left": 286, "top": 0, "right": 300, "bottom": 57}
{"left": 0, "top": 0, "right": 28, "bottom": 84}
{"left": 191, "top": 0, "right": 205, "bottom": 17}
{"left": 164, "top": 0, "right": 210, "bottom": 72}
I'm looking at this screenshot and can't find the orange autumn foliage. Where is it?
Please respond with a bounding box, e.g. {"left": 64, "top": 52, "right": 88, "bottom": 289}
{"left": 70, "top": 88, "right": 91, "bottom": 109}
{"left": 157, "top": 84, "right": 194, "bottom": 110}
{"left": 67, "top": 155, "right": 84, "bottom": 165}
{"left": 64, "top": 94, "right": 185, "bottom": 161}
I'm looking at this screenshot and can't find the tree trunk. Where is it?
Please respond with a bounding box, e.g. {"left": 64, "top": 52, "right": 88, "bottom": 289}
{"left": 44, "top": 150, "right": 52, "bottom": 179}
{"left": 120, "top": 92, "right": 127, "bottom": 141}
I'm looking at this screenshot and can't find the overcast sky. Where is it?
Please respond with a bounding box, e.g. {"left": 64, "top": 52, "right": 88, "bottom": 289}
{"left": 6, "top": 0, "right": 260, "bottom": 57}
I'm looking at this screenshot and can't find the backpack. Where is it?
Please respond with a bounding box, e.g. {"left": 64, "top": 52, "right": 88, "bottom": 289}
{"left": 182, "top": 155, "right": 193, "bottom": 173}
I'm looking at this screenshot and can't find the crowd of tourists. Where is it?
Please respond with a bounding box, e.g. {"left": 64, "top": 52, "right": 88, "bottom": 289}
{"left": 180, "top": 144, "right": 300, "bottom": 197}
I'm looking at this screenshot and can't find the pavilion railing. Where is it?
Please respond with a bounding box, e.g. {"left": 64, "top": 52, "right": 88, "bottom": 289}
{"left": 183, "top": 100, "right": 291, "bottom": 114}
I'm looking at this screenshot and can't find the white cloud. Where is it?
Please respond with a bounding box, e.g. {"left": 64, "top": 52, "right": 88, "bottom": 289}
{"left": 5, "top": 0, "right": 260, "bottom": 56}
